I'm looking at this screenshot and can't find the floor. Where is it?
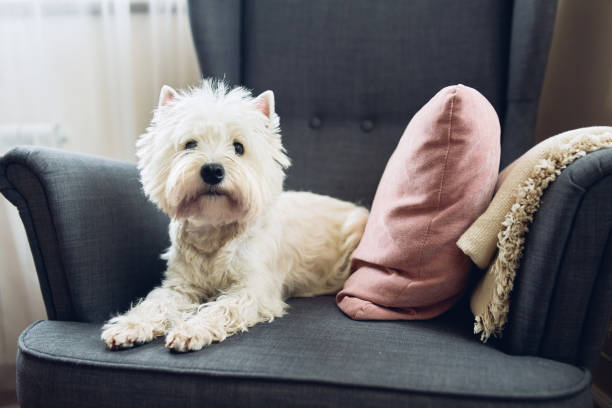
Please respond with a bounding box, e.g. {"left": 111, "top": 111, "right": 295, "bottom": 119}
{"left": 593, "top": 324, "right": 612, "bottom": 408}
{"left": 0, "top": 365, "right": 17, "bottom": 408}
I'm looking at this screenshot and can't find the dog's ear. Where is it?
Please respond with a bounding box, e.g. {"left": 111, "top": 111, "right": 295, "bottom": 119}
{"left": 254, "top": 90, "right": 275, "bottom": 119}
{"left": 159, "top": 85, "right": 178, "bottom": 107}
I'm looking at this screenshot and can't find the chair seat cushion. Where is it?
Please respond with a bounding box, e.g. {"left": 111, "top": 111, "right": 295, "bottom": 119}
{"left": 17, "top": 296, "right": 591, "bottom": 407}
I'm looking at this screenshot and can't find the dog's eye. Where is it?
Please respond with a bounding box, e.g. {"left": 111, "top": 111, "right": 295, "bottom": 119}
{"left": 184, "top": 140, "right": 197, "bottom": 150}
{"left": 233, "top": 142, "right": 244, "bottom": 156}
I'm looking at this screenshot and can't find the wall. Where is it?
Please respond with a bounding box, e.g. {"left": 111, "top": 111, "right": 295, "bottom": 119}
{"left": 536, "top": 0, "right": 612, "bottom": 141}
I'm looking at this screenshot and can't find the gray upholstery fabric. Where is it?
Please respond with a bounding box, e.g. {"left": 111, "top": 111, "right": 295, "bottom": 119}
{"left": 241, "top": 1, "right": 511, "bottom": 117}
{"left": 189, "top": 0, "right": 558, "bottom": 202}
{"left": 17, "top": 296, "right": 591, "bottom": 408}
{"left": 188, "top": 0, "right": 241, "bottom": 85}
{"left": 505, "top": 148, "right": 612, "bottom": 370}
{"left": 501, "top": 0, "right": 558, "bottom": 167}
{"left": 189, "top": 0, "right": 516, "bottom": 206}
{"left": 0, "top": 150, "right": 73, "bottom": 319}
{"left": 0, "top": 147, "right": 170, "bottom": 322}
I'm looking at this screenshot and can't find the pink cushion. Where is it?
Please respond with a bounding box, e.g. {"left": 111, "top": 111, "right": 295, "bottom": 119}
{"left": 336, "top": 85, "right": 500, "bottom": 320}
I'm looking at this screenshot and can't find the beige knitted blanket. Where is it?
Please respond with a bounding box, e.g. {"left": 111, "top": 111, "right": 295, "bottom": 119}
{"left": 457, "top": 126, "right": 612, "bottom": 342}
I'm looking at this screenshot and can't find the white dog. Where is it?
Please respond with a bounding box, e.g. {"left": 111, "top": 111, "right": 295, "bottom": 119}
{"left": 101, "top": 80, "right": 368, "bottom": 352}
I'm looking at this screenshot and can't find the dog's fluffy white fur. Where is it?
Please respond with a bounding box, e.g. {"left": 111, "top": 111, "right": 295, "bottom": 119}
{"left": 101, "top": 79, "right": 368, "bottom": 352}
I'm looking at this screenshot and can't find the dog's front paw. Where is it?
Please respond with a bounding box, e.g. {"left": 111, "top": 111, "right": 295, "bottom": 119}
{"left": 101, "top": 319, "right": 165, "bottom": 350}
{"left": 165, "top": 322, "right": 224, "bottom": 352}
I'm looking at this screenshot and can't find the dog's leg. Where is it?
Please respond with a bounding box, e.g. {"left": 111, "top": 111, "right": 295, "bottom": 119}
{"left": 101, "top": 286, "right": 197, "bottom": 350}
{"left": 165, "top": 283, "right": 286, "bottom": 352}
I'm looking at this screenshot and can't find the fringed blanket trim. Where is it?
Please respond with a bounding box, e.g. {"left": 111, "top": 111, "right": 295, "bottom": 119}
{"left": 475, "top": 131, "right": 612, "bottom": 342}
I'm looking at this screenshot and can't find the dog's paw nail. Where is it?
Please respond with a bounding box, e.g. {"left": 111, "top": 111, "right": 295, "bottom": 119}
{"left": 165, "top": 329, "right": 209, "bottom": 352}
{"left": 104, "top": 336, "right": 132, "bottom": 350}
{"left": 165, "top": 334, "right": 180, "bottom": 350}
{"left": 102, "top": 321, "right": 166, "bottom": 350}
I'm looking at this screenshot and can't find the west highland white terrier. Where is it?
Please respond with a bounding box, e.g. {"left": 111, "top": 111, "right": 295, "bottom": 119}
{"left": 101, "top": 80, "right": 369, "bottom": 352}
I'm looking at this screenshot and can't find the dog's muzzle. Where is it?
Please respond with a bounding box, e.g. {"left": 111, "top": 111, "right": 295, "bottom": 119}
{"left": 201, "top": 163, "right": 225, "bottom": 185}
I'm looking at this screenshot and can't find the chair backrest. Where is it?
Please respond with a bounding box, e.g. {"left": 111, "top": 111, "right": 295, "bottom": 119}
{"left": 189, "top": 0, "right": 558, "bottom": 206}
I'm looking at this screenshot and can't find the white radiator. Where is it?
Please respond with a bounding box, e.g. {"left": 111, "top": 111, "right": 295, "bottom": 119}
{"left": 0, "top": 124, "right": 67, "bottom": 155}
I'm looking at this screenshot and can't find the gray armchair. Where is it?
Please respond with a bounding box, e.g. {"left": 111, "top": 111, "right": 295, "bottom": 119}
{"left": 2, "top": 1, "right": 611, "bottom": 406}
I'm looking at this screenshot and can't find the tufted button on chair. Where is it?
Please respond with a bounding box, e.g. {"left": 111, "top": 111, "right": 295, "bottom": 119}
{"left": 360, "top": 119, "right": 375, "bottom": 133}
{"left": 309, "top": 116, "right": 323, "bottom": 130}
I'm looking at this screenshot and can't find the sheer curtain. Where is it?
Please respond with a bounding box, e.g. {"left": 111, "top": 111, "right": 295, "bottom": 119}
{"left": 0, "top": 0, "right": 201, "bottom": 365}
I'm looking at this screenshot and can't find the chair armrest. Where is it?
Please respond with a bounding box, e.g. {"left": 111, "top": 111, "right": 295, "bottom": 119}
{"left": 0, "top": 146, "right": 169, "bottom": 322}
{"left": 504, "top": 147, "right": 612, "bottom": 370}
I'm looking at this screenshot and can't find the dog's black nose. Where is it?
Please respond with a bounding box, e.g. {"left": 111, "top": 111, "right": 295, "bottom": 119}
{"left": 200, "top": 163, "right": 225, "bottom": 185}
